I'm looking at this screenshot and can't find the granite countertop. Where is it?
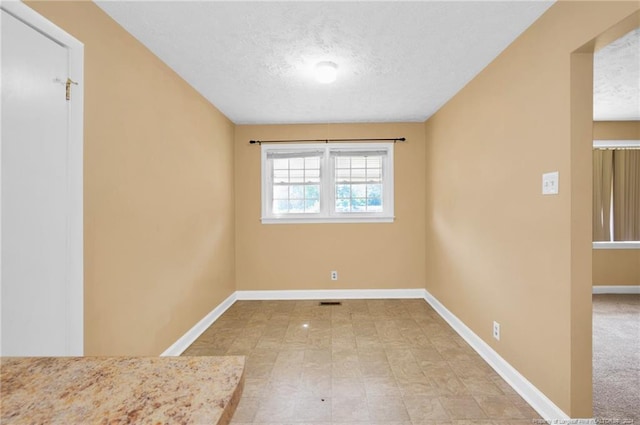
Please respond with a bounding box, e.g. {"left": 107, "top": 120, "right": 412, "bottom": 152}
{"left": 0, "top": 356, "right": 245, "bottom": 424}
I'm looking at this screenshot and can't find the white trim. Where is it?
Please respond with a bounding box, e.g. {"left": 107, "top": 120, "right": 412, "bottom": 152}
{"left": 160, "top": 292, "right": 237, "bottom": 356}
{"left": 423, "top": 289, "right": 570, "bottom": 421}
{"left": 261, "top": 216, "right": 394, "bottom": 224}
{"left": 0, "top": 0, "right": 84, "bottom": 356}
{"left": 593, "top": 285, "right": 640, "bottom": 294}
{"left": 592, "top": 241, "right": 640, "bottom": 249}
{"left": 236, "top": 288, "right": 426, "bottom": 300}
{"left": 593, "top": 139, "right": 640, "bottom": 149}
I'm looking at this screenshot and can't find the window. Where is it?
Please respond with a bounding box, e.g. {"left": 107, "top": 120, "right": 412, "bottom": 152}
{"left": 261, "top": 143, "right": 394, "bottom": 223}
{"left": 592, "top": 140, "right": 640, "bottom": 248}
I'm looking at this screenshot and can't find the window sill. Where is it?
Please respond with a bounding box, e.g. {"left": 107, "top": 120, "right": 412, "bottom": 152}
{"left": 593, "top": 241, "right": 640, "bottom": 250}
{"left": 261, "top": 216, "right": 395, "bottom": 224}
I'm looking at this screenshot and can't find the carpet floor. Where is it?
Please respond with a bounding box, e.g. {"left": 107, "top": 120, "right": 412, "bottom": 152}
{"left": 592, "top": 294, "right": 640, "bottom": 423}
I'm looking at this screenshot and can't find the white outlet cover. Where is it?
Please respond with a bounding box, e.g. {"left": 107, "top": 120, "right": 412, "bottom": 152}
{"left": 542, "top": 171, "right": 559, "bottom": 195}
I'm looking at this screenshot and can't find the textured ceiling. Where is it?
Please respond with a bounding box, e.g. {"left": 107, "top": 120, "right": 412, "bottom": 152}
{"left": 594, "top": 28, "right": 640, "bottom": 121}
{"left": 96, "top": 1, "right": 554, "bottom": 125}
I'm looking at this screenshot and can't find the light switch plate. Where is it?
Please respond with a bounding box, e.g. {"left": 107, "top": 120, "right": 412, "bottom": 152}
{"left": 542, "top": 171, "right": 559, "bottom": 195}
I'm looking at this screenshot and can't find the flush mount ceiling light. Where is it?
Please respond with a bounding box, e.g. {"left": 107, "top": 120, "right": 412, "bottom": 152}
{"left": 315, "top": 61, "right": 338, "bottom": 84}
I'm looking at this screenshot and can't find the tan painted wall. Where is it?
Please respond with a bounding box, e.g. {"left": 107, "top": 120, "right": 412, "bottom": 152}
{"left": 235, "top": 123, "right": 425, "bottom": 291}
{"left": 26, "top": 1, "right": 236, "bottom": 356}
{"left": 592, "top": 120, "right": 640, "bottom": 286}
{"left": 593, "top": 120, "right": 640, "bottom": 140}
{"left": 424, "top": 1, "right": 638, "bottom": 417}
{"left": 593, "top": 250, "right": 640, "bottom": 286}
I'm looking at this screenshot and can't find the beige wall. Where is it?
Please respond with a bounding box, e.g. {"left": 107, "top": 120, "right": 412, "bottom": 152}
{"left": 235, "top": 123, "right": 425, "bottom": 291}
{"left": 424, "top": 1, "right": 638, "bottom": 417}
{"left": 592, "top": 120, "right": 640, "bottom": 286}
{"left": 593, "top": 250, "right": 640, "bottom": 286}
{"left": 27, "top": 1, "right": 236, "bottom": 356}
{"left": 593, "top": 120, "right": 640, "bottom": 140}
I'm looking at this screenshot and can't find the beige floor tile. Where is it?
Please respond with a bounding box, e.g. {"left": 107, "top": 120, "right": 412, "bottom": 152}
{"left": 332, "top": 377, "right": 365, "bottom": 397}
{"left": 253, "top": 395, "right": 296, "bottom": 422}
{"left": 299, "top": 370, "right": 332, "bottom": 397}
{"left": 439, "top": 395, "right": 488, "bottom": 419}
{"left": 473, "top": 395, "right": 526, "bottom": 419}
{"left": 403, "top": 395, "right": 450, "bottom": 421}
{"left": 360, "top": 360, "right": 394, "bottom": 378}
{"left": 331, "top": 396, "right": 370, "bottom": 422}
{"left": 231, "top": 397, "right": 261, "bottom": 423}
{"left": 459, "top": 377, "right": 505, "bottom": 396}
{"left": 182, "top": 299, "right": 541, "bottom": 425}
{"left": 397, "top": 379, "right": 440, "bottom": 397}
{"left": 331, "top": 360, "right": 362, "bottom": 379}
{"left": 363, "top": 376, "right": 401, "bottom": 396}
{"left": 245, "top": 362, "right": 275, "bottom": 380}
{"left": 506, "top": 395, "right": 541, "bottom": 419}
{"left": 242, "top": 378, "right": 269, "bottom": 398}
{"left": 293, "top": 396, "right": 332, "bottom": 422}
{"left": 358, "top": 348, "right": 388, "bottom": 363}
{"left": 367, "top": 395, "right": 410, "bottom": 421}
{"left": 303, "top": 349, "right": 332, "bottom": 366}
{"left": 430, "top": 375, "right": 471, "bottom": 396}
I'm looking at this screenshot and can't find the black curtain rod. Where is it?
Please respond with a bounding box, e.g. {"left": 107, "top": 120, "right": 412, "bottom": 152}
{"left": 249, "top": 137, "right": 406, "bottom": 145}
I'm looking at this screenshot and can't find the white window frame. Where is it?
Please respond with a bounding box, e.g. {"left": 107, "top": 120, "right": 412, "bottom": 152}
{"left": 261, "top": 143, "right": 394, "bottom": 224}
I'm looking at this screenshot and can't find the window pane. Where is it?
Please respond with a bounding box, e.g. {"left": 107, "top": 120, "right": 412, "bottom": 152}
{"left": 289, "top": 200, "right": 304, "bottom": 213}
{"left": 290, "top": 169, "right": 304, "bottom": 183}
{"left": 366, "top": 200, "right": 383, "bottom": 212}
{"left": 273, "top": 185, "right": 288, "bottom": 199}
{"left": 351, "top": 168, "right": 366, "bottom": 182}
{"left": 335, "top": 199, "right": 350, "bottom": 212}
{"left": 366, "top": 168, "right": 382, "bottom": 181}
{"left": 351, "top": 157, "right": 366, "bottom": 168}
{"left": 336, "top": 157, "right": 350, "bottom": 168}
{"left": 335, "top": 169, "right": 351, "bottom": 181}
{"left": 366, "top": 157, "right": 382, "bottom": 168}
{"left": 352, "top": 198, "right": 366, "bottom": 212}
{"left": 336, "top": 184, "right": 350, "bottom": 198}
{"left": 306, "top": 169, "right": 320, "bottom": 183}
{"left": 305, "top": 157, "right": 320, "bottom": 169}
{"left": 290, "top": 185, "right": 304, "bottom": 199}
{"left": 273, "top": 159, "right": 289, "bottom": 170}
{"left": 273, "top": 170, "right": 289, "bottom": 183}
{"left": 289, "top": 158, "right": 304, "bottom": 169}
{"left": 351, "top": 184, "right": 366, "bottom": 198}
{"left": 305, "top": 185, "right": 320, "bottom": 199}
{"left": 305, "top": 199, "right": 320, "bottom": 213}
{"left": 367, "top": 184, "right": 382, "bottom": 199}
{"left": 273, "top": 200, "right": 289, "bottom": 214}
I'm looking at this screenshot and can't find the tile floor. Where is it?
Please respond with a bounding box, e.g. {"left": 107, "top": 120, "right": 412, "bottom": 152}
{"left": 182, "top": 299, "right": 540, "bottom": 425}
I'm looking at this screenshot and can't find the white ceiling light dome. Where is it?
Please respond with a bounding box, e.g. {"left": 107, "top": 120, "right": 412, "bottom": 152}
{"left": 315, "top": 61, "right": 338, "bottom": 84}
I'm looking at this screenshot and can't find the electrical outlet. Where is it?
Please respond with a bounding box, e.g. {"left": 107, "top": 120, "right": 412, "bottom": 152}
{"left": 493, "top": 321, "right": 501, "bottom": 341}
{"left": 331, "top": 271, "right": 338, "bottom": 281}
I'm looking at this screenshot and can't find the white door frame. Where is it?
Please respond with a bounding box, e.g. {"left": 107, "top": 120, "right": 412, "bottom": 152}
{"left": 0, "top": 0, "right": 84, "bottom": 355}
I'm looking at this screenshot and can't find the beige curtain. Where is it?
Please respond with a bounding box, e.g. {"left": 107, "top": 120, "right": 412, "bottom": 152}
{"left": 593, "top": 149, "right": 613, "bottom": 241}
{"left": 613, "top": 149, "right": 640, "bottom": 241}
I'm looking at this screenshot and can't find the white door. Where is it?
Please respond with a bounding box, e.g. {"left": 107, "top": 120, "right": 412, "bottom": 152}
{"left": 1, "top": 8, "right": 81, "bottom": 356}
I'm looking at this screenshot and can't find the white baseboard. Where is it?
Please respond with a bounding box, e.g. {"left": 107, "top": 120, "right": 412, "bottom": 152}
{"left": 423, "top": 289, "right": 569, "bottom": 421}
{"left": 592, "top": 285, "right": 640, "bottom": 294}
{"left": 235, "top": 288, "right": 426, "bottom": 300}
{"left": 160, "top": 292, "right": 237, "bottom": 356}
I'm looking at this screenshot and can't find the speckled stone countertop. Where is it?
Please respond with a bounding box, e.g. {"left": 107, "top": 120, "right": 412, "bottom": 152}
{"left": 0, "top": 356, "right": 245, "bottom": 424}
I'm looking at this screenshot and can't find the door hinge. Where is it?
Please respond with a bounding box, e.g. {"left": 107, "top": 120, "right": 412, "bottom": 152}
{"left": 66, "top": 78, "right": 78, "bottom": 101}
